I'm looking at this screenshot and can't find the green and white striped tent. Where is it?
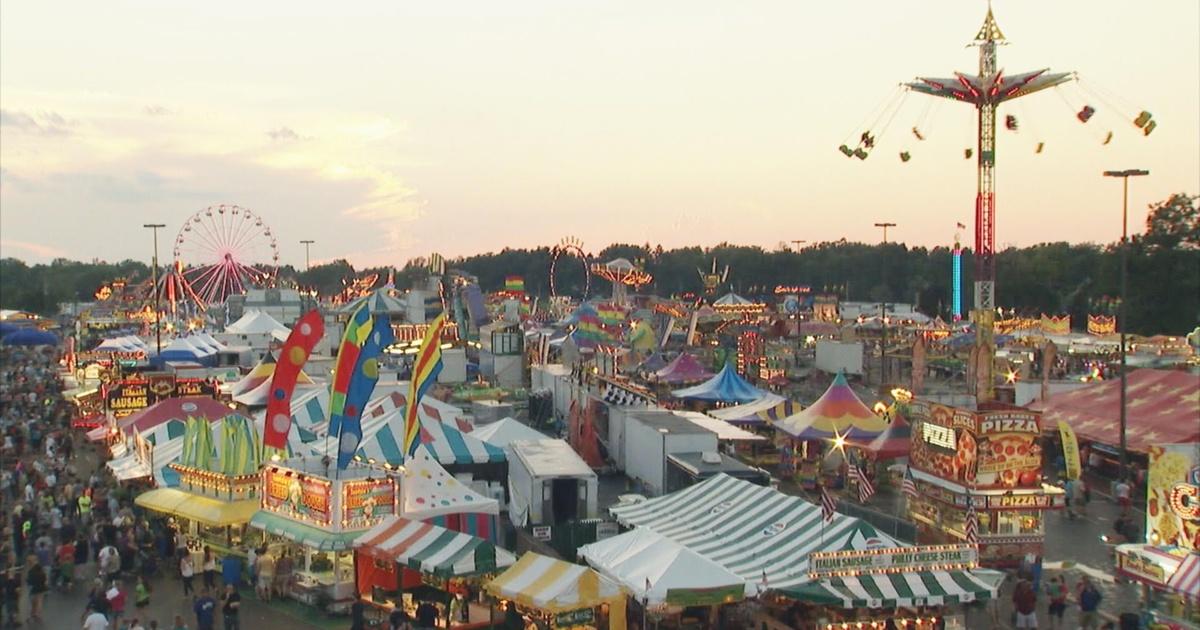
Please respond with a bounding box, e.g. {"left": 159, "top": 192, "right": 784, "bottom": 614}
{"left": 354, "top": 515, "right": 517, "bottom": 577}
{"left": 609, "top": 474, "right": 998, "bottom": 609}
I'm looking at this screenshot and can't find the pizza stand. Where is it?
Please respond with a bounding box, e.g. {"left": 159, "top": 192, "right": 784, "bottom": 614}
{"left": 904, "top": 400, "right": 1065, "bottom": 568}
{"left": 1113, "top": 443, "right": 1200, "bottom": 627}
{"left": 246, "top": 458, "right": 398, "bottom": 612}
{"left": 485, "top": 552, "right": 628, "bottom": 630}
{"left": 353, "top": 514, "right": 516, "bottom": 628}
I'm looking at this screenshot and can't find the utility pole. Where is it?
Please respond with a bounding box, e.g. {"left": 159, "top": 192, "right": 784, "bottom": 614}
{"left": 143, "top": 223, "right": 167, "bottom": 353}
{"left": 1103, "top": 168, "right": 1148, "bottom": 479}
{"left": 907, "top": 8, "right": 1073, "bottom": 403}
{"left": 874, "top": 222, "right": 896, "bottom": 387}
{"left": 790, "top": 240, "right": 807, "bottom": 252}
{"left": 300, "top": 240, "right": 315, "bottom": 271}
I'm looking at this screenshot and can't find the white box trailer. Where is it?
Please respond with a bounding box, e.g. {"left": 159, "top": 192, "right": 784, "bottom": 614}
{"left": 815, "top": 340, "right": 864, "bottom": 375}
{"left": 623, "top": 411, "right": 718, "bottom": 496}
{"left": 506, "top": 439, "right": 598, "bottom": 527}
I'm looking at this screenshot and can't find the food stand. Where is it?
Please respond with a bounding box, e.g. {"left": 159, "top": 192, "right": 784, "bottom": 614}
{"left": 905, "top": 400, "right": 1065, "bottom": 567}
{"left": 1113, "top": 443, "right": 1200, "bottom": 626}
{"left": 486, "top": 552, "right": 627, "bottom": 630}
{"left": 354, "top": 515, "right": 516, "bottom": 628}
{"left": 247, "top": 458, "right": 398, "bottom": 612}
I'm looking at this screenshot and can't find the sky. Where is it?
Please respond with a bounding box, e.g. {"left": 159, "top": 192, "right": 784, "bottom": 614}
{"left": 1, "top": 0, "right": 1197, "bottom": 269}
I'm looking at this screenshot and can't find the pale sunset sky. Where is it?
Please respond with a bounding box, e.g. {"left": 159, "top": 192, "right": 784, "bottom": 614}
{"left": 1, "top": 1, "right": 1197, "bottom": 268}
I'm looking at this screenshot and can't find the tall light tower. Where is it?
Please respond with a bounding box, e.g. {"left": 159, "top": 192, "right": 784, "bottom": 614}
{"left": 300, "top": 239, "right": 315, "bottom": 271}
{"left": 907, "top": 8, "right": 1073, "bottom": 403}
{"left": 874, "top": 222, "right": 896, "bottom": 386}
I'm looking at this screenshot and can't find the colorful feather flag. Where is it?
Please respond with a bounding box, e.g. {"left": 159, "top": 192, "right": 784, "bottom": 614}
{"left": 504, "top": 275, "right": 525, "bottom": 293}
{"left": 403, "top": 313, "right": 447, "bottom": 459}
{"left": 328, "top": 304, "right": 374, "bottom": 437}
{"left": 263, "top": 309, "right": 324, "bottom": 450}
{"left": 335, "top": 314, "right": 395, "bottom": 469}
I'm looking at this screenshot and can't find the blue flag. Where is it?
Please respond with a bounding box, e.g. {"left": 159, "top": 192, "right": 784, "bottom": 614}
{"left": 335, "top": 314, "right": 394, "bottom": 469}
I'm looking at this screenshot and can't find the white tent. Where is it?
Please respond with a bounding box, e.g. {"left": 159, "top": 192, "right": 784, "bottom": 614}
{"left": 706, "top": 393, "right": 786, "bottom": 421}
{"left": 578, "top": 527, "right": 745, "bottom": 605}
{"left": 225, "top": 310, "right": 291, "bottom": 339}
{"left": 469, "top": 418, "right": 548, "bottom": 448}
{"left": 399, "top": 447, "right": 500, "bottom": 519}
{"left": 674, "top": 412, "right": 767, "bottom": 442}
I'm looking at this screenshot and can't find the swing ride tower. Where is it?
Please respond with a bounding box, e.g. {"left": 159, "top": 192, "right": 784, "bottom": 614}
{"left": 906, "top": 8, "right": 1072, "bottom": 402}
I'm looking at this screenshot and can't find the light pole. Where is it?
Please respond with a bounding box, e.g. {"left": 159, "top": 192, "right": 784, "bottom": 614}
{"left": 874, "top": 222, "right": 896, "bottom": 386}
{"left": 300, "top": 239, "right": 315, "bottom": 271}
{"left": 658, "top": 427, "right": 670, "bottom": 496}
{"left": 143, "top": 223, "right": 166, "bottom": 353}
{"left": 1102, "top": 169, "right": 1148, "bottom": 479}
{"left": 790, "top": 240, "right": 807, "bottom": 252}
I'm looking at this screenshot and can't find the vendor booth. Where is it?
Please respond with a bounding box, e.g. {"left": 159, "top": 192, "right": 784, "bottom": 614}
{"left": 135, "top": 416, "right": 261, "bottom": 559}
{"left": 354, "top": 515, "right": 516, "bottom": 628}
{"left": 247, "top": 458, "right": 398, "bottom": 612}
{"left": 905, "top": 400, "right": 1064, "bottom": 567}
{"left": 487, "top": 552, "right": 627, "bottom": 630}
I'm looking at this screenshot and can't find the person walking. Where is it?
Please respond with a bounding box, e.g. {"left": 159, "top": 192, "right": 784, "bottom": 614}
{"left": 254, "top": 552, "right": 274, "bottom": 602}
{"left": 1114, "top": 478, "right": 1132, "bottom": 517}
{"left": 201, "top": 547, "right": 217, "bottom": 590}
{"left": 1044, "top": 575, "right": 1068, "bottom": 629}
{"left": 220, "top": 583, "right": 240, "bottom": 630}
{"left": 106, "top": 580, "right": 127, "bottom": 630}
{"left": 1077, "top": 576, "right": 1103, "bottom": 630}
{"left": 82, "top": 604, "right": 109, "bottom": 630}
{"left": 1, "top": 566, "right": 21, "bottom": 629}
{"left": 135, "top": 574, "right": 151, "bottom": 612}
{"left": 193, "top": 587, "right": 217, "bottom": 630}
{"left": 180, "top": 553, "right": 196, "bottom": 597}
{"left": 25, "top": 554, "right": 47, "bottom": 622}
{"left": 1012, "top": 576, "right": 1038, "bottom": 629}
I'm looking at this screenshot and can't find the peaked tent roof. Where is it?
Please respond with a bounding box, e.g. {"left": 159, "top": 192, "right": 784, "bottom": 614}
{"left": 354, "top": 515, "right": 516, "bottom": 577}
{"left": 339, "top": 288, "right": 407, "bottom": 315}
{"left": 1031, "top": 368, "right": 1200, "bottom": 451}
{"left": 859, "top": 414, "right": 912, "bottom": 460}
{"left": 229, "top": 353, "right": 278, "bottom": 397}
{"left": 225, "top": 310, "right": 291, "bottom": 336}
{"left": 706, "top": 392, "right": 800, "bottom": 425}
{"left": 671, "top": 364, "right": 765, "bottom": 404}
{"left": 578, "top": 526, "right": 745, "bottom": 605}
{"left": 88, "top": 397, "right": 231, "bottom": 442}
{"left": 773, "top": 372, "right": 887, "bottom": 440}
{"left": 469, "top": 418, "right": 548, "bottom": 449}
{"left": 713, "top": 292, "right": 754, "bottom": 306}
{"left": 487, "top": 552, "right": 626, "bottom": 614}
{"left": 232, "top": 369, "right": 316, "bottom": 407}
{"left": 399, "top": 447, "right": 500, "bottom": 519}
{"left": 653, "top": 352, "right": 713, "bottom": 385}
{"left": 638, "top": 352, "right": 669, "bottom": 374}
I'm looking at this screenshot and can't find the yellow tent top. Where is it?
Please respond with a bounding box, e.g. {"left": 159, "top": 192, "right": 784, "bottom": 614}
{"left": 487, "top": 552, "right": 626, "bottom": 627}
{"left": 135, "top": 488, "right": 258, "bottom": 527}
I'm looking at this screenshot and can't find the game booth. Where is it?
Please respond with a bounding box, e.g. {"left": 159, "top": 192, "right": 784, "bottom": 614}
{"left": 486, "top": 552, "right": 627, "bottom": 630}
{"left": 904, "top": 400, "right": 1065, "bottom": 568}
{"left": 246, "top": 457, "right": 398, "bottom": 612}
{"left": 1114, "top": 443, "right": 1200, "bottom": 627}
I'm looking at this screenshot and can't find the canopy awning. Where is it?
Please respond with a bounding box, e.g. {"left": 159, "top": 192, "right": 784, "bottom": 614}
{"left": 773, "top": 373, "right": 886, "bottom": 441}
{"left": 778, "top": 569, "right": 999, "bottom": 608}
{"left": 578, "top": 527, "right": 745, "bottom": 606}
{"left": 106, "top": 454, "right": 151, "bottom": 481}
{"left": 135, "top": 488, "right": 259, "bottom": 527}
{"left": 671, "top": 364, "right": 766, "bottom": 404}
{"left": 249, "top": 511, "right": 362, "bottom": 551}
{"left": 676, "top": 412, "right": 766, "bottom": 442}
{"left": 354, "top": 515, "right": 515, "bottom": 577}
{"left": 706, "top": 393, "right": 798, "bottom": 425}
{"left": 486, "top": 552, "right": 626, "bottom": 614}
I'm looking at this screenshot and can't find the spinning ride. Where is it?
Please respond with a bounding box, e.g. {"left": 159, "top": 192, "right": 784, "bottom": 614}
{"left": 170, "top": 205, "right": 279, "bottom": 309}
{"left": 590, "top": 258, "right": 652, "bottom": 306}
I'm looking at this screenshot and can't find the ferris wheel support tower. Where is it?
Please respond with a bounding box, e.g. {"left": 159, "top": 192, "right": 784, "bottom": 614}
{"left": 906, "top": 8, "right": 1072, "bottom": 402}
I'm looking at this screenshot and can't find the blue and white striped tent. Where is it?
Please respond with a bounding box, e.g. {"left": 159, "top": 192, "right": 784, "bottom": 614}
{"left": 315, "top": 390, "right": 504, "bottom": 466}
{"left": 252, "top": 387, "right": 327, "bottom": 456}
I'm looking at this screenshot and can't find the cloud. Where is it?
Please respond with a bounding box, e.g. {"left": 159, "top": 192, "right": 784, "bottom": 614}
{"left": 0, "top": 109, "right": 76, "bottom": 136}
{"left": 266, "top": 126, "right": 303, "bottom": 142}
{"left": 143, "top": 105, "right": 171, "bottom": 116}
{"left": 0, "top": 239, "right": 68, "bottom": 260}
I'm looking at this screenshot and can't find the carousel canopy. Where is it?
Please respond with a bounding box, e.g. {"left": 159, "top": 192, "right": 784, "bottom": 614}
{"left": 354, "top": 515, "right": 516, "bottom": 577}
{"left": 486, "top": 552, "right": 626, "bottom": 614}
{"left": 653, "top": 352, "right": 713, "bottom": 385}
{"left": 671, "top": 364, "right": 765, "bottom": 404}
{"left": 1031, "top": 368, "right": 1200, "bottom": 451}
{"left": 339, "top": 288, "right": 407, "bottom": 316}
{"left": 713, "top": 292, "right": 755, "bottom": 306}
{"left": 773, "top": 372, "right": 887, "bottom": 441}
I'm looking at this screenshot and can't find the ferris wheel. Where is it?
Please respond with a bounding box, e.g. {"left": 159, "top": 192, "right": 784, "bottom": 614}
{"left": 171, "top": 204, "right": 279, "bottom": 307}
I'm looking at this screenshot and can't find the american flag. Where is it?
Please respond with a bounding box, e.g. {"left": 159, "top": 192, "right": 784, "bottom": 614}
{"left": 852, "top": 465, "right": 876, "bottom": 503}
{"left": 820, "top": 485, "right": 837, "bottom": 523}
{"left": 902, "top": 467, "right": 918, "bottom": 499}
{"left": 964, "top": 501, "right": 979, "bottom": 545}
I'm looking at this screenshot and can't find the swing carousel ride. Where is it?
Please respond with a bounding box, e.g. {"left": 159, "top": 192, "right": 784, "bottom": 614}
{"left": 840, "top": 7, "right": 1159, "bottom": 403}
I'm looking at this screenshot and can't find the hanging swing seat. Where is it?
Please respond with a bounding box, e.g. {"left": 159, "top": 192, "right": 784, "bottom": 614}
{"left": 854, "top": 148, "right": 869, "bottom": 160}
{"left": 1077, "top": 106, "right": 1095, "bottom": 123}
{"left": 1005, "top": 115, "right": 1019, "bottom": 131}
{"left": 899, "top": 151, "right": 912, "bottom": 162}
{"left": 964, "top": 148, "right": 973, "bottom": 159}
{"left": 1035, "top": 142, "right": 1045, "bottom": 154}
{"left": 1103, "top": 131, "right": 1113, "bottom": 145}
{"left": 911, "top": 127, "right": 925, "bottom": 141}
{"left": 1134, "top": 111, "right": 1153, "bottom": 128}
{"left": 860, "top": 132, "right": 875, "bottom": 149}
{"left": 838, "top": 145, "right": 854, "bottom": 157}
{"left": 1143, "top": 120, "right": 1156, "bottom": 136}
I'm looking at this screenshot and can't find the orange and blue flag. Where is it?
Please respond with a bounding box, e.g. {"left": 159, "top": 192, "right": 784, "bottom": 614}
{"left": 403, "top": 314, "right": 447, "bottom": 458}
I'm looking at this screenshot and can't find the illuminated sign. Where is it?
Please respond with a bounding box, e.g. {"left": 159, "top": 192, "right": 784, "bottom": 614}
{"left": 103, "top": 376, "right": 218, "bottom": 418}
{"left": 1169, "top": 482, "right": 1200, "bottom": 521}
{"left": 341, "top": 478, "right": 396, "bottom": 528}
{"left": 985, "top": 494, "right": 1056, "bottom": 510}
{"left": 1147, "top": 447, "right": 1200, "bottom": 551}
{"left": 922, "top": 423, "right": 956, "bottom": 450}
{"left": 1117, "top": 552, "right": 1167, "bottom": 585}
{"left": 105, "top": 380, "right": 151, "bottom": 418}
{"left": 977, "top": 412, "right": 1040, "bottom": 435}
{"left": 263, "top": 467, "right": 333, "bottom": 526}
{"left": 809, "top": 544, "right": 977, "bottom": 579}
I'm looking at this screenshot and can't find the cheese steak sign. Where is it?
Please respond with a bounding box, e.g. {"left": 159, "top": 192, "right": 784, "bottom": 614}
{"left": 808, "top": 544, "right": 978, "bottom": 579}
{"left": 264, "top": 467, "right": 332, "bottom": 526}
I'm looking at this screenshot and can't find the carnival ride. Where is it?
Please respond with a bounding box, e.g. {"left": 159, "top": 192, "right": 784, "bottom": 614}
{"left": 841, "top": 8, "right": 1159, "bottom": 402}
{"left": 549, "top": 236, "right": 591, "bottom": 298}
{"left": 698, "top": 258, "right": 729, "bottom": 296}
{"left": 167, "top": 205, "right": 279, "bottom": 311}
{"left": 590, "top": 258, "right": 653, "bottom": 306}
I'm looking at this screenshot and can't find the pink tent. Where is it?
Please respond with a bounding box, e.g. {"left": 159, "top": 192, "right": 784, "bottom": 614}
{"left": 653, "top": 353, "right": 713, "bottom": 385}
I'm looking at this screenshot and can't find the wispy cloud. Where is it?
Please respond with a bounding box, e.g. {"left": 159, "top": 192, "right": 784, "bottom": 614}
{"left": 0, "top": 109, "right": 75, "bottom": 136}
{"left": 143, "top": 105, "right": 171, "bottom": 116}
{"left": 266, "top": 126, "right": 303, "bottom": 142}
{"left": 0, "top": 239, "right": 68, "bottom": 260}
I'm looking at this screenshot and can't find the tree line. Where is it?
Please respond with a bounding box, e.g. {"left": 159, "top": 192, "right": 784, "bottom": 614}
{"left": 2, "top": 194, "right": 1195, "bottom": 335}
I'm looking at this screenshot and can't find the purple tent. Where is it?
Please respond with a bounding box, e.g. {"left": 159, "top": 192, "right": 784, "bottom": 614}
{"left": 652, "top": 353, "right": 713, "bottom": 385}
